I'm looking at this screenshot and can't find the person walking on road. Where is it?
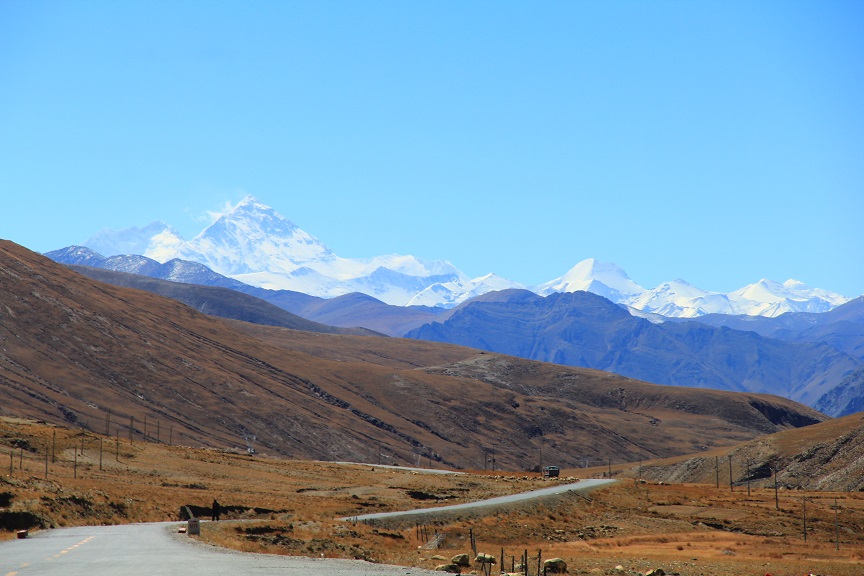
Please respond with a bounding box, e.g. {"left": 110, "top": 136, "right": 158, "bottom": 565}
{"left": 211, "top": 499, "right": 220, "bottom": 521}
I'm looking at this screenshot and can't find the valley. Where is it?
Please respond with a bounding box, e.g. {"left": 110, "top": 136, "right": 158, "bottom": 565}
{"left": 3, "top": 238, "right": 863, "bottom": 574}
{"left": 3, "top": 416, "right": 864, "bottom": 576}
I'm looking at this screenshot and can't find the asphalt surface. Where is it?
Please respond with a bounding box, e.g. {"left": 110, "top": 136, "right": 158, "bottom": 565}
{"left": 0, "top": 522, "right": 438, "bottom": 576}
{"left": 344, "top": 478, "right": 616, "bottom": 522}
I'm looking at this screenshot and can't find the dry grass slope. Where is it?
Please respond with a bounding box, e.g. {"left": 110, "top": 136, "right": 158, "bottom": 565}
{"left": 0, "top": 240, "right": 827, "bottom": 472}
{"left": 2, "top": 418, "right": 864, "bottom": 576}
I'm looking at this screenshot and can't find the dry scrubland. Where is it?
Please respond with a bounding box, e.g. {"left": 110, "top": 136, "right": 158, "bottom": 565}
{"left": 3, "top": 418, "right": 864, "bottom": 575}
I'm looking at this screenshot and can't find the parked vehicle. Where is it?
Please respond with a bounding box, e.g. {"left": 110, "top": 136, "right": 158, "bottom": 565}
{"left": 542, "top": 465, "right": 560, "bottom": 478}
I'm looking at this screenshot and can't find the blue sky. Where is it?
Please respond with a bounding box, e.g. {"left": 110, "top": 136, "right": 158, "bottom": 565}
{"left": 2, "top": 1, "right": 862, "bottom": 296}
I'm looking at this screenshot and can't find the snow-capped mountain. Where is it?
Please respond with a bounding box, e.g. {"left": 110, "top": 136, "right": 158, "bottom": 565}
{"left": 536, "top": 262, "right": 850, "bottom": 318}
{"left": 535, "top": 259, "right": 644, "bottom": 302}
{"left": 408, "top": 273, "right": 526, "bottom": 307}
{"left": 85, "top": 221, "right": 183, "bottom": 261}
{"left": 77, "top": 196, "right": 851, "bottom": 314}
{"left": 82, "top": 196, "right": 493, "bottom": 305}
{"left": 730, "top": 279, "right": 848, "bottom": 316}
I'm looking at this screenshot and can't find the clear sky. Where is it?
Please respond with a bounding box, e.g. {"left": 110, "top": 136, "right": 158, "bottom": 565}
{"left": 2, "top": 1, "right": 862, "bottom": 296}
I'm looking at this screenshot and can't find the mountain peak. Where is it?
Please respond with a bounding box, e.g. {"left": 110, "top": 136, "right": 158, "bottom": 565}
{"left": 84, "top": 221, "right": 183, "bottom": 258}
{"left": 535, "top": 258, "right": 644, "bottom": 301}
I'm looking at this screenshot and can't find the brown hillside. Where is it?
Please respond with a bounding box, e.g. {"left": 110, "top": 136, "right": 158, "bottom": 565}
{"left": 0, "top": 241, "right": 826, "bottom": 470}
{"left": 616, "top": 411, "right": 864, "bottom": 491}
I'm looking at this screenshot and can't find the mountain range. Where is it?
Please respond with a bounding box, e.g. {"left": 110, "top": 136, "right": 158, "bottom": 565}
{"left": 2, "top": 240, "right": 828, "bottom": 469}
{"left": 406, "top": 290, "right": 864, "bottom": 413}
{"left": 41, "top": 196, "right": 863, "bottom": 418}
{"left": 73, "top": 196, "right": 852, "bottom": 317}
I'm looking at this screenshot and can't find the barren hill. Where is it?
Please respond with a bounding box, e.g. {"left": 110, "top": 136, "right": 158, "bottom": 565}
{"left": 628, "top": 410, "right": 864, "bottom": 491}
{"left": 0, "top": 241, "right": 826, "bottom": 470}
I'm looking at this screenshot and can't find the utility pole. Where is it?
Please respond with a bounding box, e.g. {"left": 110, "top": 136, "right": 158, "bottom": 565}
{"left": 835, "top": 498, "right": 840, "bottom": 551}
{"left": 538, "top": 437, "right": 543, "bottom": 473}
{"left": 802, "top": 497, "right": 808, "bottom": 542}
{"left": 774, "top": 466, "right": 779, "bottom": 510}
{"left": 728, "top": 455, "right": 733, "bottom": 492}
{"left": 715, "top": 456, "right": 719, "bottom": 489}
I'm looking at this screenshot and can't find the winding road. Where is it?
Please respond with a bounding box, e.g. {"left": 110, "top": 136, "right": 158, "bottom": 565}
{"left": 345, "top": 478, "right": 615, "bottom": 523}
{"left": 1, "top": 479, "right": 614, "bottom": 575}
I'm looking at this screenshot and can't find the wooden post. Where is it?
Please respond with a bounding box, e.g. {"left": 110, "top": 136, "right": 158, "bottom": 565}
{"left": 746, "top": 459, "right": 751, "bottom": 497}
{"left": 44, "top": 445, "right": 48, "bottom": 479}
{"left": 52, "top": 430, "right": 56, "bottom": 463}
{"left": 608, "top": 458, "right": 612, "bottom": 478}
{"left": 537, "top": 549, "right": 542, "bottom": 576}
{"left": 129, "top": 416, "right": 134, "bottom": 443}
{"left": 99, "top": 437, "right": 103, "bottom": 470}
{"left": 105, "top": 410, "right": 111, "bottom": 436}
{"left": 523, "top": 549, "right": 528, "bottom": 576}
{"left": 169, "top": 425, "right": 173, "bottom": 446}
{"left": 116, "top": 430, "right": 120, "bottom": 461}
{"left": 80, "top": 436, "right": 85, "bottom": 456}
{"left": 8, "top": 451, "right": 12, "bottom": 477}
{"left": 19, "top": 446, "right": 23, "bottom": 470}
{"left": 74, "top": 450, "right": 78, "bottom": 479}
{"left": 157, "top": 420, "right": 161, "bottom": 444}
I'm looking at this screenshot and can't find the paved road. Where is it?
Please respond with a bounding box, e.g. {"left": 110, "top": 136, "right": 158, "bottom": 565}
{"left": 345, "top": 478, "right": 616, "bottom": 522}
{"left": 1, "top": 479, "right": 615, "bottom": 575}
{"left": 0, "top": 522, "right": 437, "bottom": 576}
